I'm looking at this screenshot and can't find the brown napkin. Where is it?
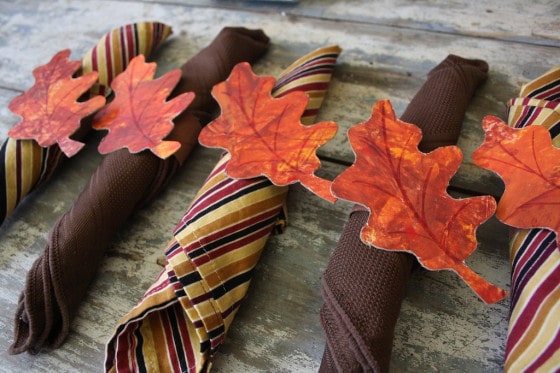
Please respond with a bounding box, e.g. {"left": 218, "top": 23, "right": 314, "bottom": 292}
{"left": 319, "top": 55, "right": 489, "bottom": 372}
{"left": 403, "top": 54, "right": 490, "bottom": 153}
{"left": 9, "top": 27, "right": 270, "bottom": 355}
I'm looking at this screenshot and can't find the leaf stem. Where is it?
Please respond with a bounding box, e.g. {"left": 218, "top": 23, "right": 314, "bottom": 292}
{"left": 299, "top": 174, "right": 336, "bottom": 203}
{"left": 453, "top": 262, "right": 508, "bottom": 304}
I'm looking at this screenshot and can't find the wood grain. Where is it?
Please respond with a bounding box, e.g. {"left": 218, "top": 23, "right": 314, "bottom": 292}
{"left": 0, "top": 0, "right": 557, "bottom": 371}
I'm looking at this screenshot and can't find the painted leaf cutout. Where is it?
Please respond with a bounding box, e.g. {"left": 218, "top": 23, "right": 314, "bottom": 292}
{"left": 92, "top": 55, "right": 194, "bottom": 159}
{"left": 8, "top": 49, "right": 106, "bottom": 157}
{"left": 331, "top": 100, "right": 506, "bottom": 303}
{"left": 199, "top": 62, "right": 338, "bottom": 202}
{"left": 473, "top": 116, "right": 560, "bottom": 246}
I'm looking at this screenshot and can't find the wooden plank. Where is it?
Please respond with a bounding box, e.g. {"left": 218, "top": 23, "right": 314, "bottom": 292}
{"left": 2, "top": 2, "right": 557, "bottom": 90}
{"left": 108, "top": 0, "right": 560, "bottom": 47}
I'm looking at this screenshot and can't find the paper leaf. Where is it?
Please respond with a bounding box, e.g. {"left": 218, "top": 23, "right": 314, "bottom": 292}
{"left": 8, "top": 49, "right": 106, "bottom": 157}
{"left": 199, "top": 62, "right": 337, "bottom": 202}
{"left": 331, "top": 100, "right": 506, "bottom": 303}
{"left": 472, "top": 116, "right": 560, "bottom": 245}
{"left": 92, "top": 55, "right": 194, "bottom": 159}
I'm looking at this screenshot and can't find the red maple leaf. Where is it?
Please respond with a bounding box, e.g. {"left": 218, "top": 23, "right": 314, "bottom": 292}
{"left": 92, "top": 55, "right": 194, "bottom": 159}
{"left": 331, "top": 100, "right": 507, "bottom": 303}
{"left": 8, "top": 49, "right": 106, "bottom": 157}
{"left": 473, "top": 116, "right": 560, "bottom": 245}
{"left": 198, "top": 62, "right": 337, "bottom": 202}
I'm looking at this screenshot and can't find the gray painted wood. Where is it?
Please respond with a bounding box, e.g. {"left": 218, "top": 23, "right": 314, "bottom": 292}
{"left": 112, "top": 0, "right": 560, "bottom": 47}
{"left": 0, "top": 0, "right": 556, "bottom": 371}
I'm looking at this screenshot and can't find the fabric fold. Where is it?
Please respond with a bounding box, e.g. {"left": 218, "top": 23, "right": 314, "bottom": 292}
{"left": 0, "top": 22, "right": 172, "bottom": 225}
{"left": 10, "top": 26, "right": 271, "bottom": 355}
{"left": 503, "top": 65, "right": 560, "bottom": 373}
{"left": 105, "top": 45, "right": 341, "bottom": 373}
{"left": 319, "top": 54, "right": 489, "bottom": 373}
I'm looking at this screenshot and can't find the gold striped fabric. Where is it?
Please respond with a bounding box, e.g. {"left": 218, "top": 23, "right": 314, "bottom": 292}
{"left": 507, "top": 65, "right": 560, "bottom": 147}
{"left": 105, "top": 45, "right": 341, "bottom": 373}
{"left": 0, "top": 22, "right": 172, "bottom": 225}
{"left": 0, "top": 138, "right": 61, "bottom": 223}
{"left": 82, "top": 22, "right": 172, "bottom": 98}
{"left": 504, "top": 65, "right": 560, "bottom": 373}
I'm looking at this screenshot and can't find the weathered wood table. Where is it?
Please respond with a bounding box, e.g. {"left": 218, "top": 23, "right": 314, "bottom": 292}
{"left": 0, "top": 1, "right": 558, "bottom": 371}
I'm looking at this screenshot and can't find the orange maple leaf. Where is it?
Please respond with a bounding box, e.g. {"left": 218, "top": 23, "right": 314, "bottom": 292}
{"left": 473, "top": 116, "right": 560, "bottom": 244}
{"left": 331, "top": 100, "right": 507, "bottom": 303}
{"left": 8, "top": 49, "right": 106, "bottom": 157}
{"left": 198, "top": 62, "right": 337, "bottom": 202}
{"left": 92, "top": 55, "right": 194, "bottom": 159}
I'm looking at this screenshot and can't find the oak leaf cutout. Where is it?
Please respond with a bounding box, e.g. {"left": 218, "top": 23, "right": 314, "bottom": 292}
{"left": 331, "top": 100, "right": 507, "bottom": 303}
{"left": 473, "top": 116, "right": 560, "bottom": 246}
{"left": 199, "top": 62, "right": 337, "bottom": 202}
{"left": 92, "top": 55, "right": 194, "bottom": 159}
{"left": 8, "top": 49, "right": 106, "bottom": 157}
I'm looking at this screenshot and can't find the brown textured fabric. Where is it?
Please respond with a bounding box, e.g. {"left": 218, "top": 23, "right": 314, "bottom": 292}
{"left": 171, "top": 27, "right": 270, "bottom": 163}
{"left": 402, "top": 54, "right": 489, "bottom": 152}
{"left": 320, "top": 211, "right": 413, "bottom": 373}
{"left": 319, "top": 55, "right": 489, "bottom": 373}
{"left": 172, "top": 27, "right": 270, "bottom": 131}
{"left": 10, "top": 27, "right": 270, "bottom": 355}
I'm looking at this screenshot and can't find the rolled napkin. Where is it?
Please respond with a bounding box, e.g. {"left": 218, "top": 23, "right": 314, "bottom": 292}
{"left": 319, "top": 55, "right": 489, "bottom": 373}
{"left": 10, "top": 26, "right": 271, "bottom": 355}
{"left": 105, "top": 45, "right": 341, "bottom": 372}
{"left": 0, "top": 22, "right": 172, "bottom": 225}
{"left": 504, "top": 66, "right": 560, "bottom": 373}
